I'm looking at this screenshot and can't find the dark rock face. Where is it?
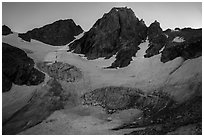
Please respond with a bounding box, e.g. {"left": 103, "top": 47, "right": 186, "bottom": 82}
{"left": 161, "top": 35, "right": 202, "bottom": 63}
{"left": 18, "top": 19, "right": 83, "bottom": 46}
{"left": 2, "top": 25, "right": 13, "bottom": 35}
{"left": 161, "top": 28, "right": 202, "bottom": 62}
{"left": 147, "top": 20, "right": 163, "bottom": 41}
{"left": 144, "top": 21, "right": 168, "bottom": 58}
{"left": 2, "top": 43, "right": 45, "bottom": 92}
{"left": 70, "top": 7, "right": 147, "bottom": 68}
{"left": 144, "top": 21, "right": 202, "bottom": 62}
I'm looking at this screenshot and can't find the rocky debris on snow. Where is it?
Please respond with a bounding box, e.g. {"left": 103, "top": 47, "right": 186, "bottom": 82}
{"left": 111, "top": 82, "right": 202, "bottom": 135}
{"left": 69, "top": 7, "right": 147, "bottom": 68}
{"left": 18, "top": 19, "right": 83, "bottom": 46}
{"left": 82, "top": 84, "right": 202, "bottom": 135}
{"left": 124, "top": 94, "right": 202, "bottom": 135}
{"left": 36, "top": 61, "right": 82, "bottom": 82}
{"left": 2, "top": 25, "right": 13, "bottom": 35}
{"left": 82, "top": 86, "right": 173, "bottom": 115}
{"left": 2, "top": 43, "right": 45, "bottom": 92}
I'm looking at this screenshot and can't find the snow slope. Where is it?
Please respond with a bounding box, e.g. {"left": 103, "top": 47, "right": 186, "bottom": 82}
{"left": 3, "top": 33, "right": 201, "bottom": 97}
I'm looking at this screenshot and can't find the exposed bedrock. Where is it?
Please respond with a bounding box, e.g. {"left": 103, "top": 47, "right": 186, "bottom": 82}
{"left": 18, "top": 19, "right": 83, "bottom": 46}
{"left": 161, "top": 34, "right": 202, "bottom": 63}
{"left": 144, "top": 20, "right": 168, "bottom": 58}
{"left": 70, "top": 7, "right": 148, "bottom": 68}
{"left": 144, "top": 21, "right": 202, "bottom": 63}
{"left": 2, "top": 43, "right": 45, "bottom": 92}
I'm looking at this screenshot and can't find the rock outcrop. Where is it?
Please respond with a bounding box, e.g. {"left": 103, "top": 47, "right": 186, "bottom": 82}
{"left": 161, "top": 28, "right": 202, "bottom": 63}
{"left": 144, "top": 22, "right": 202, "bottom": 63}
{"left": 2, "top": 43, "right": 45, "bottom": 92}
{"left": 18, "top": 19, "right": 83, "bottom": 46}
{"left": 2, "top": 25, "right": 13, "bottom": 35}
{"left": 70, "top": 7, "right": 147, "bottom": 68}
{"left": 144, "top": 20, "right": 167, "bottom": 58}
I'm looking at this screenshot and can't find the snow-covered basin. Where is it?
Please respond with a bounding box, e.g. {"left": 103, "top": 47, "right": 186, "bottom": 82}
{"left": 3, "top": 34, "right": 202, "bottom": 134}
{"left": 40, "top": 38, "right": 200, "bottom": 97}
{"left": 46, "top": 50, "right": 184, "bottom": 93}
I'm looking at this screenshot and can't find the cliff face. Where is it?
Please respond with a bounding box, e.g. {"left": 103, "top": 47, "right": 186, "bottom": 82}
{"left": 2, "top": 43, "right": 45, "bottom": 92}
{"left": 18, "top": 19, "right": 83, "bottom": 46}
{"left": 70, "top": 7, "right": 147, "bottom": 68}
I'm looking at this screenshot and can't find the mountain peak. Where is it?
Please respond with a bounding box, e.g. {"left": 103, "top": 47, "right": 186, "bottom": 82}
{"left": 147, "top": 20, "right": 163, "bottom": 38}
{"left": 70, "top": 7, "right": 147, "bottom": 68}
{"left": 110, "top": 6, "right": 133, "bottom": 13}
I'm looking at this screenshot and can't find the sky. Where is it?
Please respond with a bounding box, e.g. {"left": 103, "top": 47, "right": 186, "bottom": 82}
{"left": 2, "top": 2, "right": 202, "bottom": 33}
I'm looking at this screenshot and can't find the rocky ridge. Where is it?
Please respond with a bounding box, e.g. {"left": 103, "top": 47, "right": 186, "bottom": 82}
{"left": 69, "top": 7, "right": 201, "bottom": 68}
{"left": 18, "top": 19, "right": 83, "bottom": 46}
{"left": 144, "top": 21, "right": 202, "bottom": 63}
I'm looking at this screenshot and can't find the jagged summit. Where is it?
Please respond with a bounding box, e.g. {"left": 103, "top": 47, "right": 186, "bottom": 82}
{"left": 147, "top": 20, "right": 163, "bottom": 38}
{"left": 69, "top": 7, "right": 201, "bottom": 68}
{"left": 92, "top": 7, "right": 143, "bottom": 36}
{"left": 70, "top": 7, "right": 147, "bottom": 68}
{"left": 18, "top": 19, "right": 83, "bottom": 46}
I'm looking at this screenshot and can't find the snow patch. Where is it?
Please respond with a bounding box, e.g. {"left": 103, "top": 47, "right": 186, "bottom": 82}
{"left": 165, "top": 34, "right": 169, "bottom": 38}
{"left": 171, "top": 29, "right": 179, "bottom": 32}
{"left": 159, "top": 46, "right": 165, "bottom": 53}
{"left": 74, "top": 31, "right": 85, "bottom": 39}
{"left": 135, "top": 40, "right": 149, "bottom": 58}
{"left": 173, "top": 37, "right": 185, "bottom": 43}
{"left": 58, "top": 32, "right": 85, "bottom": 51}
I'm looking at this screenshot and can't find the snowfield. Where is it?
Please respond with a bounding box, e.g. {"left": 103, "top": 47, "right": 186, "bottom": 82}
{"left": 173, "top": 36, "right": 185, "bottom": 43}
{"left": 2, "top": 33, "right": 202, "bottom": 134}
